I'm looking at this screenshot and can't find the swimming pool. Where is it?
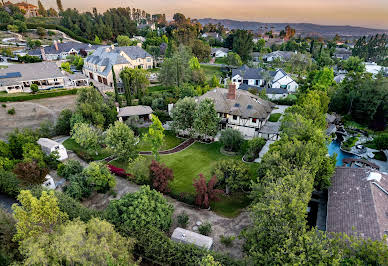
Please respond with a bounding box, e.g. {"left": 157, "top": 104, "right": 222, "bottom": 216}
{"left": 328, "top": 140, "right": 358, "bottom": 166}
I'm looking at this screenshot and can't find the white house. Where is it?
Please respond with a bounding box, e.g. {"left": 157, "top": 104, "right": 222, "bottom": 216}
{"left": 263, "top": 51, "right": 295, "bottom": 62}
{"left": 231, "top": 65, "right": 266, "bottom": 89}
{"left": 37, "top": 138, "right": 68, "bottom": 161}
{"left": 197, "top": 84, "right": 274, "bottom": 137}
{"left": 270, "top": 69, "right": 298, "bottom": 93}
{"left": 364, "top": 62, "right": 387, "bottom": 76}
{"left": 211, "top": 47, "right": 229, "bottom": 58}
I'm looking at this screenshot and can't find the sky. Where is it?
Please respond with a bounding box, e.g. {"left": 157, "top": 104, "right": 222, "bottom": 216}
{"left": 39, "top": 0, "right": 388, "bottom": 29}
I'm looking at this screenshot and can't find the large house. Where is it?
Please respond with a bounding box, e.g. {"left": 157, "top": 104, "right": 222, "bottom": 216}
{"left": 0, "top": 62, "right": 65, "bottom": 93}
{"left": 262, "top": 51, "right": 295, "bottom": 62}
{"left": 231, "top": 65, "right": 298, "bottom": 94}
{"left": 28, "top": 41, "right": 101, "bottom": 61}
{"left": 0, "top": 62, "right": 88, "bottom": 93}
{"left": 211, "top": 47, "right": 229, "bottom": 58}
{"left": 334, "top": 47, "right": 352, "bottom": 60}
{"left": 4, "top": 1, "right": 38, "bottom": 17}
{"left": 83, "top": 46, "right": 153, "bottom": 88}
{"left": 197, "top": 84, "right": 274, "bottom": 137}
{"left": 327, "top": 167, "right": 388, "bottom": 242}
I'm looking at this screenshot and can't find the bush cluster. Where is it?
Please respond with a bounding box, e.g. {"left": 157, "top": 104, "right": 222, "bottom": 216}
{"left": 0, "top": 89, "right": 78, "bottom": 102}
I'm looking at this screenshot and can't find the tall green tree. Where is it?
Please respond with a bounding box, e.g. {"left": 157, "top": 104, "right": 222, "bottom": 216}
{"left": 194, "top": 98, "right": 219, "bottom": 139}
{"left": 159, "top": 45, "right": 192, "bottom": 87}
{"left": 56, "top": 0, "right": 64, "bottom": 12}
{"left": 232, "top": 30, "right": 254, "bottom": 62}
{"left": 105, "top": 121, "right": 138, "bottom": 162}
{"left": 143, "top": 114, "right": 165, "bottom": 160}
{"left": 71, "top": 123, "right": 100, "bottom": 154}
{"left": 111, "top": 66, "right": 120, "bottom": 105}
{"left": 171, "top": 97, "right": 197, "bottom": 135}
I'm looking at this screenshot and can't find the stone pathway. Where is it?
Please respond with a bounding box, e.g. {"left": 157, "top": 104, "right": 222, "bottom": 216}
{"left": 139, "top": 138, "right": 196, "bottom": 155}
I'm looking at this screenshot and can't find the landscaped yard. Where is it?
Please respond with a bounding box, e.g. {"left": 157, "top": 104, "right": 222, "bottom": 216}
{"left": 214, "top": 57, "right": 227, "bottom": 65}
{"left": 138, "top": 130, "right": 184, "bottom": 151}
{"left": 63, "top": 138, "right": 112, "bottom": 161}
{"left": 201, "top": 65, "right": 224, "bottom": 80}
{"left": 268, "top": 113, "right": 282, "bottom": 122}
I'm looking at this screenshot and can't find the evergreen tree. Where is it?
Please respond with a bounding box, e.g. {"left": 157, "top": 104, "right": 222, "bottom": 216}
{"left": 56, "top": 0, "right": 63, "bottom": 13}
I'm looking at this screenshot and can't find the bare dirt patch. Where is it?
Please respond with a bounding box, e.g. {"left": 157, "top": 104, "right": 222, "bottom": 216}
{"left": 0, "top": 95, "right": 76, "bottom": 139}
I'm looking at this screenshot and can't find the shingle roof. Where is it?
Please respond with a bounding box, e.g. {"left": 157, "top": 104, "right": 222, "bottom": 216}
{"left": 211, "top": 47, "right": 229, "bottom": 54}
{"left": 327, "top": 167, "right": 388, "bottom": 241}
{"left": 198, "top": 88, "right": 274, "bottom": 119}
{"left": 0, "top": 62, "right": 64, "bottom": 86}
{"left": 85, "top": 46, "right": 152, "bottom": 77}
{"left": 117, "top": 105, "right": 153, "bottom": 117}
{"left": 28, "top": 42, "right": 101, "bottom": 56}
{"left": 263, "top": 51, "right": 294, "bottom": 60}
{"left": 232, "top": 65, "right": 265, "bottom": 80}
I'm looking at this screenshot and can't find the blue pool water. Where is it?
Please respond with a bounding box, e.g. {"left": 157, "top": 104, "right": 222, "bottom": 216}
{"left": 328, "top": 140, "right": 357, "bottom": 166}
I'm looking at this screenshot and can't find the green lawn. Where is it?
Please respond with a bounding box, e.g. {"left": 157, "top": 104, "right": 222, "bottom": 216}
{"left": 268, "top": 113, "right": 282, "bottom": 122}
{"left": 214, "top": 57, "right": 227, "bottom": 65}
{"left": 138, "top": 130, "right": 184, "bottom": 151}
{"left": 63, "top": 138, "right": 112, "bottom": 161}
{"left": 148, "top": 84, "right": 174, "bottom": 94}
{"left": 201, "top": 65, "right": 224, "bottom": 80}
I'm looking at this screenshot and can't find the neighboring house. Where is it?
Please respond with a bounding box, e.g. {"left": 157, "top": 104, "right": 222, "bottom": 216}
{"left": 37, "top": 138, "right": 68, "bottom": 161}
{"left": 197, "top": 84, "right": 274, "bottom": 137}
{"left": 231, "top": 65, "right": 266, "bottom": 89}
{"left": 211, "top": 47, "right": 229, "bottom": 58}
{"left": 83, "top": 45, "right": 153, "bottom": 88}
{"left": 270, "top": 68, "right": 298, "bottom": 93}
{"left": 4, "top": 1, "right": 39, "bottom": 17}
{"left": 0, "top": 62, "right": 66, "bottom": 93}
{"left": 137, "top": 23, "right": 156, "bottom": 31}
{"left": 28, "top": 41, "right": 101, "bottom": 61}
{"left": 171, "top": 227, "right": 213, "bottom": 250}
{"left": 334, "top": 47, "right": 352, "bottom": 60}
{"left": 263, "top": 51, "right": 295, "bottom": 62}
{"left": 201, "top": 32, "right": 222, "bottom": 41}
{"left": 334, "top": 74, "right": 346, "bottom": 83}
{"left": 117, "top": 105, "right": 153, "bottom": 123}
{"left": 239, "top": 84, "right": 289, "bottom": 99}
{"left": 364, "top": 62, "right": 387, "bottom": 76}
{"left": 131, "top": 36, "right": 146, "bottom": 43}
{"left": 327, "top": 167, "right": 388, "bottom": 242}
{"left": 251, "top": 52, "right": 261, "bottom": 63}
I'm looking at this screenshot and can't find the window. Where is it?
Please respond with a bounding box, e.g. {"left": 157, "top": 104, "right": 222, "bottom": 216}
{"left": 147, "top": 58, "right": 151, "bottom": 62}
{"left": 243, "top": 80, "right": 248, "bottom": 84}
{"left": 255, "top": 80, "right": 259, "bottom": 85}
{"left": 234, "top": 103, "right": 240, "bottom": 107}
{"left": 233, "top": 79, "right": 236, "bottom": 82}
{"left": 233, "top": 115, "right": 237, "bottom": 120}
{"left": 252, "top": 118, "right": 257, "bottom": 123}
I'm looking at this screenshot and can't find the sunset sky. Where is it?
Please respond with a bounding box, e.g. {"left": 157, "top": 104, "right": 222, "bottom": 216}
{"left": 40, "top": 0, "right": 388, "bottom": 29}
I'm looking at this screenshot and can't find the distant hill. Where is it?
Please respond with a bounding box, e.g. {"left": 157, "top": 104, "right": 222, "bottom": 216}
{"left": 197, "top": 18, "right": 388, "bottom": 37}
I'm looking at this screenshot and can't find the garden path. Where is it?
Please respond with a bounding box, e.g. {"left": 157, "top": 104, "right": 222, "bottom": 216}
{"left": 139, "top": 138, "right": 195, "bottom": 155}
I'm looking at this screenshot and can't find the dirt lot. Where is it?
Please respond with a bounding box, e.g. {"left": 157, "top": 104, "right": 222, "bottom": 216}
{"left": 0, "top": 95, "right": 77, "bottom": 140}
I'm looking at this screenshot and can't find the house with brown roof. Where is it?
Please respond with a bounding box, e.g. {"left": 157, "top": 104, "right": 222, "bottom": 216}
{"left": 4, "top": 1, "right": 39, "bottom": 17}
{"left": 197, "top": 84, "right": 274, "bottom": 137}
{"left": 326, "top": 167, "right": 388, "bottom": 242}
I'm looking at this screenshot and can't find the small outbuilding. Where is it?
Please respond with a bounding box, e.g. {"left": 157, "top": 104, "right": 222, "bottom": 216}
{"left": 171, "top": 227, "right": 213, "bottom": 250}
{"left": 117, "top": 105, "right": 153, "bottom": 122}
{"left": 42, "top": 174, "right": 56, "bottom": 190}
{"left": 37, "top": 138, "right": 68, "bottom": 161}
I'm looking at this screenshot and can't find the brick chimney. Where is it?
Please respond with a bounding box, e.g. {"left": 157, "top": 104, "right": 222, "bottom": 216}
{"left": 227, "top": 84, "right": 236, "bottom": 100}
{"left": 54, "top": 40, "right": 58, "bottom": 51}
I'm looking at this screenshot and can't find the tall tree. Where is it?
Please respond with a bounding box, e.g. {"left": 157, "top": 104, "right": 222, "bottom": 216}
{"left": 37, "top": 0, "right": 47, "bottom": 17}
{"left": 159, "top": 45, "right": 192, "bottom": 87}
{"left": 71, "top": 122, "right": 100, "bottom": 154}
{"left": 193, "top": 174, "right": 223, "bottom": 209}
{"left": 194, "top": 98, "right": 219, "bottom": 139}
{"left": 111, "top": 66, "right": 120, "bottom": 105}
{"left": 149, "top": 160, "right": 174, "bottom": 193}
{"left": 232, "top": 30, "right": 254, "bottom": 62}
{"left": 105, "top": 121, "right": 138, "bottom": 163}
{"left": 143, "top": 114, "right": 165, "bottom": 160}
{"left": 56, "top": 0, "right": 63, "bottom": 13}
{"left": 171, "top": 97, "right": 197, "bottom": 135}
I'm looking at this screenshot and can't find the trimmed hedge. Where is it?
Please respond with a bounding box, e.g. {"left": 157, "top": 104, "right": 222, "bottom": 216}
{"left": 133, "top": 226, "right": 244, "bottom": 266}
{"left": 0, "top": 89, "right": 78, "bottom": 102}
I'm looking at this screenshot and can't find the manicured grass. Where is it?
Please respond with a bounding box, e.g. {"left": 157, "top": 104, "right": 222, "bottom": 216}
{"left": 373, "top": 151, "right": 387, "bottom": 162}
{"left": 148, "top": 84, "right": 174, "bottom": 94}
{"left": 214, "top": 57, "right": 227, "bottom": 65}
{"left": 268, "top": 113, "right": 282, "bottom": 122}
{"left": 201, "top": 65, "right": 224, "bottom": 79}
{"left": 63, "top": 138, "right": 112, "bottom": 161}
{"left": 210, "top": 193, "right": 251, "bottom": 218}
{"left": 138, "top": 130, "right": 184, "bottom": 151}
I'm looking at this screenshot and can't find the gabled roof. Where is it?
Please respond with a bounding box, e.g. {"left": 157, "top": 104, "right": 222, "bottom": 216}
{"left": 85, "top": 46, "right": 151, "bottom": 77}
{"left": 239, "top": 84, "right": 288, "bottom": 95}
{"left": 263, "top": 51, "right": 294, "bottom": 60}
{"left": 117, "top": 105, "right": 153, "bottom": 117}
{"left": 28, "top": 42, "right": 101, "bottom": 56}
{"left": 232, "top": 65, "right": 265, "bottom": 80}
{"left": 327, "top": 167, "right": 388, "bottom": 241}
{"left": 198, "top": 88, "right": 274, "bottom": 119}
{"left": 211, "top": 47, "right": 229, "bottom": 54}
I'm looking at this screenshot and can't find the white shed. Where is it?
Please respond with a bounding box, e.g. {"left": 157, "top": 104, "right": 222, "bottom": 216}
{"left": 171, "top": 227, "right": 213, "bottom": 250}
{"left": 37, "top": 138, "right": 68, "bottom": 161}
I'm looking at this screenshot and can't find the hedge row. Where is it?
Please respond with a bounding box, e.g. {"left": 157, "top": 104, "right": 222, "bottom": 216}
{"left": 0, "top": 89, "right": 78, "bottom": 102}
{"left": 133, "top": 226, "right": 245, "bottom": 266}
{"left": 25, "top": 23, "right": 98, "bottom": 45}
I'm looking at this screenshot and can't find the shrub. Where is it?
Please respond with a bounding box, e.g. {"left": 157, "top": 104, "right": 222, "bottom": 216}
{"left": 127, "top": 156, "right": 150, "bottom": 185}
{"left": 13, "top": 161, "right": 48, "bottom": 185}
{"left": 268, "top": 113, "right": 282, "bottom": 122}
{"left": 177, "top": 212, "right": 189, "bottom": 228}
{"left": 106, "top": 186, "right": 174, "bottom": 233}
{"left": 153, "top": 110, "right": 171, "bottom": 123}
{"left": 64, "top": 174, "right": 92, "bottom": 200}
{"left": 244, "top": 137, "right": 266, "bottom": 162}
{"left": 193, "top": 174, "right": 223, "bottom": 209}
{"left": 219, "top": 128, "right": 244, "bottom": 152}
{"left": 82, "top": 162, "right": 115, "bottom": 193}
{"left": 211, "top": 159, "right": 251, "bottom": 192}
{"left": 0, "top": 170, "right": 21, "bottom": 197}
{"left": 7, "top": 108, "right": 15, "bottom": 115}
{"left": 107, "top": 164, "right": 131, "bottom": 178}
{"left": 198, "top": 222, "right": 212, "bottom": 236}
{"left": 0, "top": 208, "right": 20, "bottom": 263}
{"left": 55, "top": 109, "right": 73, "bottom": 135}
{"left": 57, "top": 160, "right": 83, "bottom": 180}
{"left": 30, "top": 84, "right": 39, "bottom": 93}
{"left": 149, "top": 160, "right": 174, "bottom": 193}
{"left": 374, "top": 133, "right": 388, "bottom": 150}
{"left": 220, "top": 235, "right": 235, "bottom": 247}
{"left": 1, "top": 104, "right": 6, "bottom": 108}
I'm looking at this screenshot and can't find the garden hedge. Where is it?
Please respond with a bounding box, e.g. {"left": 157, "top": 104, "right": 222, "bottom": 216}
{"left": 0, "top": 89, "right": 78, "bottom": 102}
